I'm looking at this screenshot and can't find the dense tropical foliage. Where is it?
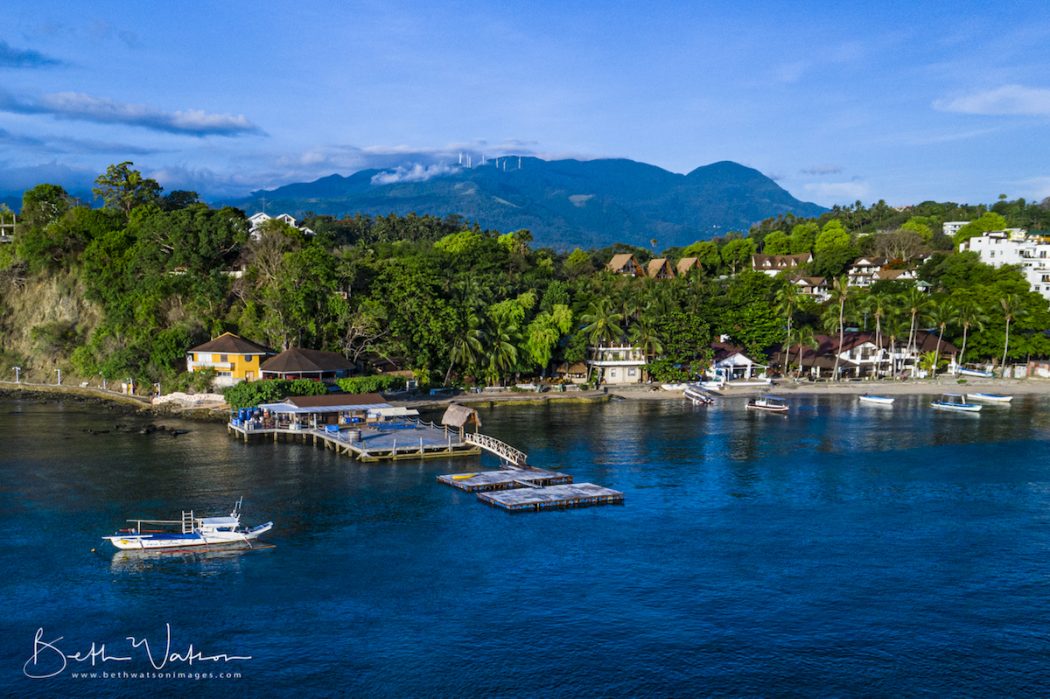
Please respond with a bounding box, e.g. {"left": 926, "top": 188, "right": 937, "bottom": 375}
{"left": 0, "top": 164, "right": 1047, "bottom": 392}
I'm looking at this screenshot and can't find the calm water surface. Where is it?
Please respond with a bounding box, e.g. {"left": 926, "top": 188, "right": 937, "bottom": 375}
{"left": 2, "top": 394, "right": 1049, "bottom": 697}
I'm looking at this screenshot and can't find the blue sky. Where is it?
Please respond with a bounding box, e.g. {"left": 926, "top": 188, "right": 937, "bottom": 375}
{"left": 3, "top": 1, "right": 1050, "bottom": 207}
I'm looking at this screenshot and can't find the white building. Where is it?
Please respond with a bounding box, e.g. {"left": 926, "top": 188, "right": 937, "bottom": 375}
{"left": 960, "top": 229, "right": 1050, "bottom": 301}
{"left": 247, "top": 212, "right": 315, "bottom": 240}
{"left": 943, "top": 221, "right": 969, "bottom": 238}
{"left": 586, "top": 346, "right": 646, "bottom": 384}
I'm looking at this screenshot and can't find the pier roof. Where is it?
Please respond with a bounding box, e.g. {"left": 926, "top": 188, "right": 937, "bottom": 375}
{"left": 259, "top": 393, "right": 390, "bottom": 413}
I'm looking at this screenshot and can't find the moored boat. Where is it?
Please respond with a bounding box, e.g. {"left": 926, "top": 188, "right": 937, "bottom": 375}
{"left": 957, "top": 367, "right": 994, "bottom": 378}
{"left": 660, "top": 383, "right": 688, "bottom": 391}
{"left": 746, "top": 395, "right": 788, "bottom": 413}
{"left": 859, "top": 394, "right": 895, "bottom": 405}
{"left": 966, "top": 393, "right": 1013, "bottom": 403}
{"left": 103, "top": 498, "right": 273, "bottom": 551}
{"left": 930, "top": 394, "right": 982, "bottom": 412}
{"left": 684, "top": 384, "right": 715, "bottom": 405}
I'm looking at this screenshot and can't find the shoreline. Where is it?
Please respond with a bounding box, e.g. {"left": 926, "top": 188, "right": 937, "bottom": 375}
{"left": 2, "top": 377, "right": 1047, "bottom": 422}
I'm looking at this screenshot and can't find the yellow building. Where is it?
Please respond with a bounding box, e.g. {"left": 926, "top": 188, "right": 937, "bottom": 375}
{"left": 186, "top": 333, "right": 274, "bottom": 387}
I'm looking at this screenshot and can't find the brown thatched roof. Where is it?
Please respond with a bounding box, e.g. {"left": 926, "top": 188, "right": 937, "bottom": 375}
{"left": 189, "top": 332, "right": 273, "bottom": 355}
{"left": 261, "top": 348, "right": 355, "bottom": 374}
{"left": 441, "top": 404, "right": 481, "bottom": 428}
{"left": 607, "top": 253, "right": 641, "bottom": 274}
{"left": 676, "top": 257, "right": 699, "bottom": 275}
{"left": 646, "top": 258, "right": 675, "bottom": 278}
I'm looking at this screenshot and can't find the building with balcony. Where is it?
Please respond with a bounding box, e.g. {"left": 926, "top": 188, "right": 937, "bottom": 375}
{"left": 586, "top": 345, "right": 647, "bottom": 384}
{"left": 186, "top": 333, "right": 274, "bottom": 386}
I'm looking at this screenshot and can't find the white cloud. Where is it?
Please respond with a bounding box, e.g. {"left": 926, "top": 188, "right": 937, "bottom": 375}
{"left": 370, "top": 162, "right": 461, "bottom": 185}
{"left": 803, "top": 179, "right": 871, "bottom": 204}
{"left": 934, "top": 84, "right": 1050, "bottom": 116}
{"left": 0, "top": 90, "right": 262, "bottom": 136}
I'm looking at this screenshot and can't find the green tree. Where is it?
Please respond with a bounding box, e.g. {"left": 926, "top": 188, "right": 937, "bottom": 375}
{"left": 952, "top": 295, "right": 987, "bottom": 370}
{"left": 788, "top": 222, "right": 819, "bottom": 254}
{"left": 926, "top": 297, "right": 957, "bottom": 377}
{"left": 579, "top": 297, "right": 624, "bottom": 348}
{"left": 720, "top": 238, "right": 757, "bottom": 274}
{"left": 828, "top": 276, "right": 850, "bottom": 380}
{"left": 953, "top": 211, "right": 1007, "bottom": 247}
{"left": 998, "top": 294, "right": 1023, "bottom": 376}
{"left": 20, "top": 184, "right": 72, "bottom": 230}
{"left": 763, "top": 230, "right": 790, "bottom": 254}
{"left": 92, "top": 161, "right": 162, "bottom": 215}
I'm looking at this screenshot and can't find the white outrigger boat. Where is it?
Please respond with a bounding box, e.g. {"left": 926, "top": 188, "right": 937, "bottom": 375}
{"left": 957, "top": 367, "right": 994, "bottom": 378}
{"left": 967, "top": 393, "right": 1013, "bottom": 403}
{"left": 103, "top": 498, "right": 273, "bottom": 551}
{"left": 930, "top": 394, "right": 982, "bottom": 413}
{"left": 746, "top": 395, "right": 788, "bottom": 413}
{"left": 859, "top": 394, "right": 895, "bottom": 405}
{"left": 684, "top": 383, "right": 716, "bottom": 406}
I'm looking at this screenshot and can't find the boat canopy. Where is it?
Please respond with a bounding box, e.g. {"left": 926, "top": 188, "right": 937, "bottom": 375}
{"left": 200, "top": 516, "right": 239, "bottom": 526}
{"left": 369, "top": 406, "right": 420, "bottom": 419}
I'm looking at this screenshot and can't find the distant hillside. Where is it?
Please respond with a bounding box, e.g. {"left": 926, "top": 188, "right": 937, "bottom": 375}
{"left": 227, "top": 157, "right": 826, "bottom": 249}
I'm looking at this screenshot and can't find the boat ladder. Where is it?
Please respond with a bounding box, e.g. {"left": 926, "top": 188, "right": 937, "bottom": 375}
{"left": 181, "top": 510, "right": 195, "bottom": 534}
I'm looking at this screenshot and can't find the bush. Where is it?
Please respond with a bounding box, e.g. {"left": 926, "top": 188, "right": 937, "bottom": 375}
{"left": 335, "top": 375, "right": 406, "bottom": 394}
{"left": 223, "top": 378, "right": 328, "bottom": 408}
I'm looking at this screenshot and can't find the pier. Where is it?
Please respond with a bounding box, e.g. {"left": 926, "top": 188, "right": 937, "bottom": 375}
{"left": 436, "top": 468, "right": 572, "bottom": 492}
{"left": 227, "top": 417, "right": 481, "bottom": 462}
{"left": 478, "top": 483, "right": 625, "bottom": 512}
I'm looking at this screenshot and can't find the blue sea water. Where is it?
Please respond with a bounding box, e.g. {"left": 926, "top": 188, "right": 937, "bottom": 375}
{"left": 1, "top": 393, "right": 1049, "bottom": 697}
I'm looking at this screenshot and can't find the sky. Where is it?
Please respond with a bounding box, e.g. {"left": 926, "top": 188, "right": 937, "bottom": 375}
{"left": 3, "top": 1, "right": 1050, "bottom": 207}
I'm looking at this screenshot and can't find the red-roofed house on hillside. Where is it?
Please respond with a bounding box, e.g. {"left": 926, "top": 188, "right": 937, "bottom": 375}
{"left": 752, "top": 253, "right": 812, "bottom": 276}
{"left": 260, "top": 348, "right": 356, "bottom": 380}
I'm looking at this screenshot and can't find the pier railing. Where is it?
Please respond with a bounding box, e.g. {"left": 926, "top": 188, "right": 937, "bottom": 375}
{"left": 464, "top": 432, "right": 528, "bottom": 467}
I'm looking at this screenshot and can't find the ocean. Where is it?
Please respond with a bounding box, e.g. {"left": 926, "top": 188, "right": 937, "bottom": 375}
{"left": 2, "top": 393, "right": 1049, "bottom": 697}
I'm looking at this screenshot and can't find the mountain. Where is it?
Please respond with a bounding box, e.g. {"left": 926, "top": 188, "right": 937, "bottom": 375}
{"left": 227, "top": 157, "right": 826, "bottom": 249}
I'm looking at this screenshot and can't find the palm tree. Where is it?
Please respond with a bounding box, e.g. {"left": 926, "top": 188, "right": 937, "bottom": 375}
{"left": 774, "top": 282, "right": 801, "bottom": 363}
{"left": 898, "top": 288, "right": 929, "bottom": 369}
{"left": 444, "top": 312, "right": 485, "bottom": 385}
{"left": 953, "top": 296, "right": 987, "bottom": 372}
{"left": 998, "top": 294, "right": 1024, "bottom": 377}
{"left": 579, "top": 297, "right": 624, "bottom": 348}
{"left": 926, "top": 298, "right": 958, "bottom": 378}
{"left": 865, "top": 290, "right": 891, "bottom": 377}
{"left": 628, "top": 317, "right": 663, "bottom": 362}
{"left": 794, "top": 326, "right": 819, "bottom": 380}
{"left": 828, "top": 275, "right": 850, "bottom": 381}
{"left": 485, "top": 313, "right": 519, "bottom": 386}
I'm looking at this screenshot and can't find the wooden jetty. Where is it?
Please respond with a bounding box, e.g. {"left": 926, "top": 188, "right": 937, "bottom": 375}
{"left": 227, "top": 417, "right": 481, "bottom": 462}
{"left": 477, "top": 483, "right": 625, "bottom": 512}
{"left": 436, "top": 468, "right": 572, "bottom": 492}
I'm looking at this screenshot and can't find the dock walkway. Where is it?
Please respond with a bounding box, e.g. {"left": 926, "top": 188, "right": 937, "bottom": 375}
{"left": 228, "top": 417, "right": 481, "bottom": 462}
{"left": 478, "top": 483, "right": 625, "bottom": 512}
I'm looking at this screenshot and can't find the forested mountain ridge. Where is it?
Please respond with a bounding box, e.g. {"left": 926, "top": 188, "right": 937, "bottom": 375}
{"left": 228, "top": 157, "right": 827, "bottom": 249}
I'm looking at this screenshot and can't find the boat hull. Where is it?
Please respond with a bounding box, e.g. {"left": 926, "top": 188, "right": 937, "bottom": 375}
{"left": 931, "top": 402, "right": 982, "bottom": 412}
{"left": 967, "top": 393, "right": 1013, "bottom": 403}
{"left": 104, "top": 522, "right": 273, "bottom": 550}
{"left": 859, "top": 395, "right": 895, "bottom": 405}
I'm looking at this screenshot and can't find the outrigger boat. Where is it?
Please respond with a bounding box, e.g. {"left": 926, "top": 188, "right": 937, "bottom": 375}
{"left": 930, "top": 394, "right": 982, "bottom": 413}
{"left": 966, "top": 393, "right": 1013, "bottom": 403}
{"left": 957, "top": 367, "right": 994, "bottom": 378}
{"left": 684, "top": 383, "right": 716, "bottom": 406}
{"left": 103, "top": 498, "right": 273, "bottom": 551}
{"left": 859, "top": 394, "right": 895, "bottom": 405}
{"left": 746, "top": 395, "right": 788, "bottom": 413}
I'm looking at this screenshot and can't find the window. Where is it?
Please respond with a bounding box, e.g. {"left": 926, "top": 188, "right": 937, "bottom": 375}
{"left": 628, "top": 368, "right": 637, "bottom": 376}
{"left": 220, "top": 354, "right": 229, "bottom": 363}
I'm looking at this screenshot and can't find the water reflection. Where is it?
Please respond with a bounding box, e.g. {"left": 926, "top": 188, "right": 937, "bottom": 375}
{"left": 109, "top": 544, "right": 274, "bottom": 574}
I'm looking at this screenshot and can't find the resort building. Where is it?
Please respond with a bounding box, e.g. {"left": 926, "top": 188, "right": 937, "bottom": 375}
{"left": 676, "top": 257, "right": 700, "bottom": 276}
{"left": 710, "top": 341, "right": 766, "bottom": 381}
{"left": 186, "top": 333, "right": 274, "bottom": 386}
{"left": 0, "top": 210, "right": 15, "bottom": 244}
{"left": 553, "top": 361, "right": 589, "bottom": 384}
{"left": 645, "top": 258, "right": 676, "bottom": 279}
{"left": 751, "top": 253, "right": 812, "bottom": 277}
{"left": 791, "top": 276, "right": 831, "bottom": 302}
{"left": 247, "top": 212, "right": 315, "bottom": 241}
{"left": 606, "top": 254, "right": 644, "bottom": 276}
{"left": 773, "top": 330, "right": 958, "bottom": 379}
{"left": 943, "top": 221, "right": 969, "bottom": 238}
{"left": 260, "top": 347, "right": 356, "bottom": 381}
{"left": 959, "top": 229, "right": 1050, "bottom": 301}
{"left": 255, "top": 393, "right": 393, "bottom": 429}
{"left": 847, "top": 257, "right": 889, "bottom": 287}
{"left": 586, "top": 346, "right": 647, "bottom": 384}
